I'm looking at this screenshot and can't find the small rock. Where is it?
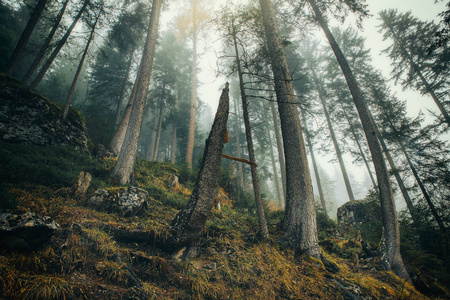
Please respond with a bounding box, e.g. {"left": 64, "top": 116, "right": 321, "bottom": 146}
{"left": 203, "top": 262, "right": 217, "bottom": 271}
{"left": 168, "top": 175, "right": 179, "bottom": 189}
{"left": 252, "top": 266, "right": 262, "bottom": 276}
{"left": 0, "top": 211, "right": 58, "bottom": 250}
{"left": 337, "top": 200, "right": 377, "bottom": 229}
{"left": 73, "top": 171, "right": 92, "bottom": 199}
{"left": 87, "top": 187, "right": 148, "bottom": 217}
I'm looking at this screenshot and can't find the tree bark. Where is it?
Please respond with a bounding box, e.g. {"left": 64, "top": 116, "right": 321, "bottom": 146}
{"left": 185, "top": 0, "right": 198, "bottom": 168}
{"left": 62, "top": 9, "right": 100, "bottom": 120}
{"left": 308, "top": 0, "right": 411, "bottom": 281}
{"left": 111, "top": 0, "right": 162, "bottom": 184}
{"left": 259, "top": 0, "right": 320, "bottom": 258}
{"left": 267, "top": 127, "right": 283, "bottom": 209}
{"left": 152, "top": 91, "right": 165, "bottom": 161}
{"left": 233, "top": 96, "right": 244, "bottom": 187}
{"left": 22, "top": 0, "right": 69, "bottom": 84}
{"left": 340, "top": 103, "right": 377, "bottom": 188}
{"left": 312, "top": 71, "right": 355, "bottom": 202}
{"left": 368, "top": 111, "right": 420, "bottom": 226}
{"left": 114, "top": 53, "right": 134, "bottom": 127}
{"left": 4, "top": 0, "right": 49, "bottom": 75}
{"left": 233, "top": 25, "right": 269, "bottom": 240}
{"left": 270, "top": 98, "right": 287, "bottom": 203}
{"left": 170, "top": 84, "right": 179, "bottom": 164}
{"left": 169, "top": 83, "right": 230, "bottom": 254}
{"left": 300, "top": 108, "right": 327, "bottom": 216}
{"left": 147, "top": 107, "right": 159, "bottom": 160}
{"left": 109, "top": 71, "right": 140, "bottom": 155}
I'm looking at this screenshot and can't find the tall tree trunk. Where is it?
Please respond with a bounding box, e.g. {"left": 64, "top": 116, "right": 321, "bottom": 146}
{"left": 340, "top": 103, "right": 377, "bottom": 188}
{"left": 153, "top": 92, "right": 165, "bottom": 161}
{"left": 259, "top": 0, "right": 320, "bottom": 258}
{"left": 389, "top": 122, "right": 446, "bottom": 233}
{"left": 114, "top": 53, "right": 134, "bottom": 127}
{"left": 169, "top": 83, "right": 230, "bottom": 256}
{"left": 111, "top": 0, "right": 162, "bottom": 184}
{"left": 22, "top": 0, "right": 69, "bottom": 84}
{"left": 4, "top": 0, "right": 49, "bottom": 75}
{"left": 148, "top": 109, "right": 159, "bottom": 160}
{"left": 270, "top": 98, "right": 287, "bottom": 202}
{"left": 62, "top": 9, "right": 100, "bottom": 120}
{"left": 385, "top": 26, "right": 450, "bottom": 126}
{"left": 368, "top": 111, "right": 420, "bottom": 226}
{"left": 233, "top": 96, "right": 245, "bottom": 187}
{"left": 267, "top": 127, "right": 283, "bottom": 209}
{"left": 308, "top": 0, "right": 411, "bottom": 281}
{"left": 30, "top": 0, "right": 89, "bottom": 89}
{"left": 170, "top": 84, "right": 179, "bottom": 164}
{"left": 300, "top": 108, "right": 327, "bottom": 216}
{"left": 109, "top": 71, "right": 140, "bottom": 155}
{"left": 233, "top": 25, "right": 269, "bottom": 240}
{"left": 312, "top": 71, "right": 355, "bottom": 201}
{"left": 185, "top": 0, "right": 198, "bottom": 168}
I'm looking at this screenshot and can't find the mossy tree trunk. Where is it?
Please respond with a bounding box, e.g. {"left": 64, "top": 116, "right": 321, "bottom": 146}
{"left": 169, "top": 83, "right": 230, "bottom": 255}
{"left": 259, "top": 0, "right": 320, "bottom": 258}
{"left": 111, "top": 0, "right": 162, "bottom": 184}
{"left": 307, "top": 0, "right": 411, "bottom": 282}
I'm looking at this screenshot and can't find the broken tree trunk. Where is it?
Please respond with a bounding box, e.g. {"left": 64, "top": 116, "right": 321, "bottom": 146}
{"left": 222, "top": 153, "right": 257, "bottom": 168}
{"left": 168, "top": 83, "right": 230, "bottom": 258}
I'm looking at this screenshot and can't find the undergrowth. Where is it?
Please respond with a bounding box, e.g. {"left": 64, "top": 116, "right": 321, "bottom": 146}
{"left": 0, "top": 141, "right": 108, "bottom": 190}
{"left": 0, "top": 144, "right": 447, "bottom": 299}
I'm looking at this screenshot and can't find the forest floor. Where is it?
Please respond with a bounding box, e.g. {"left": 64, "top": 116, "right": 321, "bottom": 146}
{"left": 0, "top": 143, "right": 449, "bottom": 299}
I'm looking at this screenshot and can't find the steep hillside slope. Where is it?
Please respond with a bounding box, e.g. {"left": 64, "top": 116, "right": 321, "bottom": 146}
{"left": 0, "top": 76, "right": 448, "bottom": 299}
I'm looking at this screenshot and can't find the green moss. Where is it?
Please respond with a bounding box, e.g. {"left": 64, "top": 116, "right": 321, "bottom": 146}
{"left": 0, "top": 182, "right": 18, "bottom": 209}
{"left": 0, "top": 141, "right": 108, "bottom": 188}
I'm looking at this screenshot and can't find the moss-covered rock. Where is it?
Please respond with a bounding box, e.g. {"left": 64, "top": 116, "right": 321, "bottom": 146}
{"left": 337, "top": 200, "right": 377, "bottom": 229}
{"left": 87, "top": 187, "right": 148, "bottom": 217}
{"left": 0, "top": 74, "right": 90, "bottom": 152}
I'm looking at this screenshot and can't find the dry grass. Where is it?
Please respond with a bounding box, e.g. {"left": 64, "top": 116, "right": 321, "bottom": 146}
{"left": 1, "top": 162, "right": 447, "bottom": 300}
